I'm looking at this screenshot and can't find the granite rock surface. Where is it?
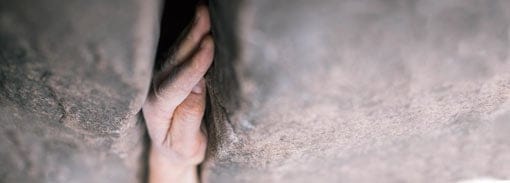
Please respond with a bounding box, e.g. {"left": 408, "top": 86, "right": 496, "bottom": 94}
{"left": 204, "top": 0, "right": 510, "bottom": 182}
{"left": 0, "top": 0, "right": 159, "bottom": 182}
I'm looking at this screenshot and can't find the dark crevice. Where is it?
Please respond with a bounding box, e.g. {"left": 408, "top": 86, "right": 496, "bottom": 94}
{"left": 154, "top": 0, "right": 199, "bottom": 72}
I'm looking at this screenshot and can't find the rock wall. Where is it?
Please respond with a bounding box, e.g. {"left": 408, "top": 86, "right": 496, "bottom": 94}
{"left": 204, "top": 0, "right": 510, "bottom": 182}
{"left": 0, "top": 0, "right": 159, "bottom": 182}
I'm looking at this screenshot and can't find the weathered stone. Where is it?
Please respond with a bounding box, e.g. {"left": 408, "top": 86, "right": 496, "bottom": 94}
{"left": 204, "top": 0, "right": 510, "bottom": 182}
{"left": 0, "top": 0, "right": 159, "bottom": 182}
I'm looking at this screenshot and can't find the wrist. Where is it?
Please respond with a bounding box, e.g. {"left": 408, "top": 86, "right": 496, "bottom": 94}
{"left": 149, "top": 147, "right": 199, "bottom": 183}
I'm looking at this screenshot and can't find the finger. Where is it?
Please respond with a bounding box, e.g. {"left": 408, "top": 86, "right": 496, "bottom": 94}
{"left": 142, "top": 102, "right": 171, "bottom": 142}
{"left": 169, "top": 79, "right": 207, "bottom": 145}
{"left": 174, "top": 4, "right": 211, "bottom": 65}
{"left": 144, "top": 35, "right": 213, "bottom": 142}
{"left": 142, "top": 79, "right": 207, "bottom": 145}
{"left": 153, "top": 35, "right": 214, "bottom": 112}
{"left": 153, "top": 4, "right": 210, "bottom": 88}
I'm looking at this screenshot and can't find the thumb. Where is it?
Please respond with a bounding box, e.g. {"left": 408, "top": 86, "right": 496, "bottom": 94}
{"left": 170, "top": 78, "right": 207, "bottom": 140}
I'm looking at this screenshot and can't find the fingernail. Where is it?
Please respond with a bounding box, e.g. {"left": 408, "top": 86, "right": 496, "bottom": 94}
{"left": 194, "top": 1, "right": 205, "bottom": 22}
{"left": 192, "top": 79, "right": 205, "bottom": 94}
{"left": 193, "top": 13, "right": 200, "bottom": 25}
{"left": 200, "top": 36, "right": 213, "bottom": 48}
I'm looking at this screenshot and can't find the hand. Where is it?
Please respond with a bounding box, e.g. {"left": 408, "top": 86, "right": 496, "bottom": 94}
{"left": 142, "top": 4, "right": 213, "bottom": 183}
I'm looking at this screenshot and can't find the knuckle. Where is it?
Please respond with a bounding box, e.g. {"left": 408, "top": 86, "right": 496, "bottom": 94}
{"left": 180, "top": 101, "right": 203, "bottom": 117}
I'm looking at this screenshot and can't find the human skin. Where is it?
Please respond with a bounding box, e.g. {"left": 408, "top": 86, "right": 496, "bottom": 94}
{"left": 142, "top": 4, "right": 213, "bottom": 183}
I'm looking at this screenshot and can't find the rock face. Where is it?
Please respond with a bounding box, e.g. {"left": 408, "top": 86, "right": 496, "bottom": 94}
{"left": 0, "top": 0, "right": 159, "bottom": 182}
{"left": 204, "top": 0, "right": 510, "bottom": 182}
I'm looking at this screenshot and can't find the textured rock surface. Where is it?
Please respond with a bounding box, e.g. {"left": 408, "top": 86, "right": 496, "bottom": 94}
{"left": 204, "top": 0, "right": 510, "bottom": 182}
{"left": 0, "top": 0, "right": 159, "bottom": 182}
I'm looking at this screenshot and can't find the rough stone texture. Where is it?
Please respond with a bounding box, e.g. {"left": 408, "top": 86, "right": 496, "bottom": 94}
{"left": 204, "top": 0, "right": 510, "bottom": 182}
{"left": 0, "top": 0, "right": 159, "bottom": 182}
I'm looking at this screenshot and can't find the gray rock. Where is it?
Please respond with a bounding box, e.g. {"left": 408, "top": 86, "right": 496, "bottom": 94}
{"left": 204, "top": 0, "right": 510, "bottom": 182}
{"left": 0, "top": 0, "right": 159, "bottom": 182}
